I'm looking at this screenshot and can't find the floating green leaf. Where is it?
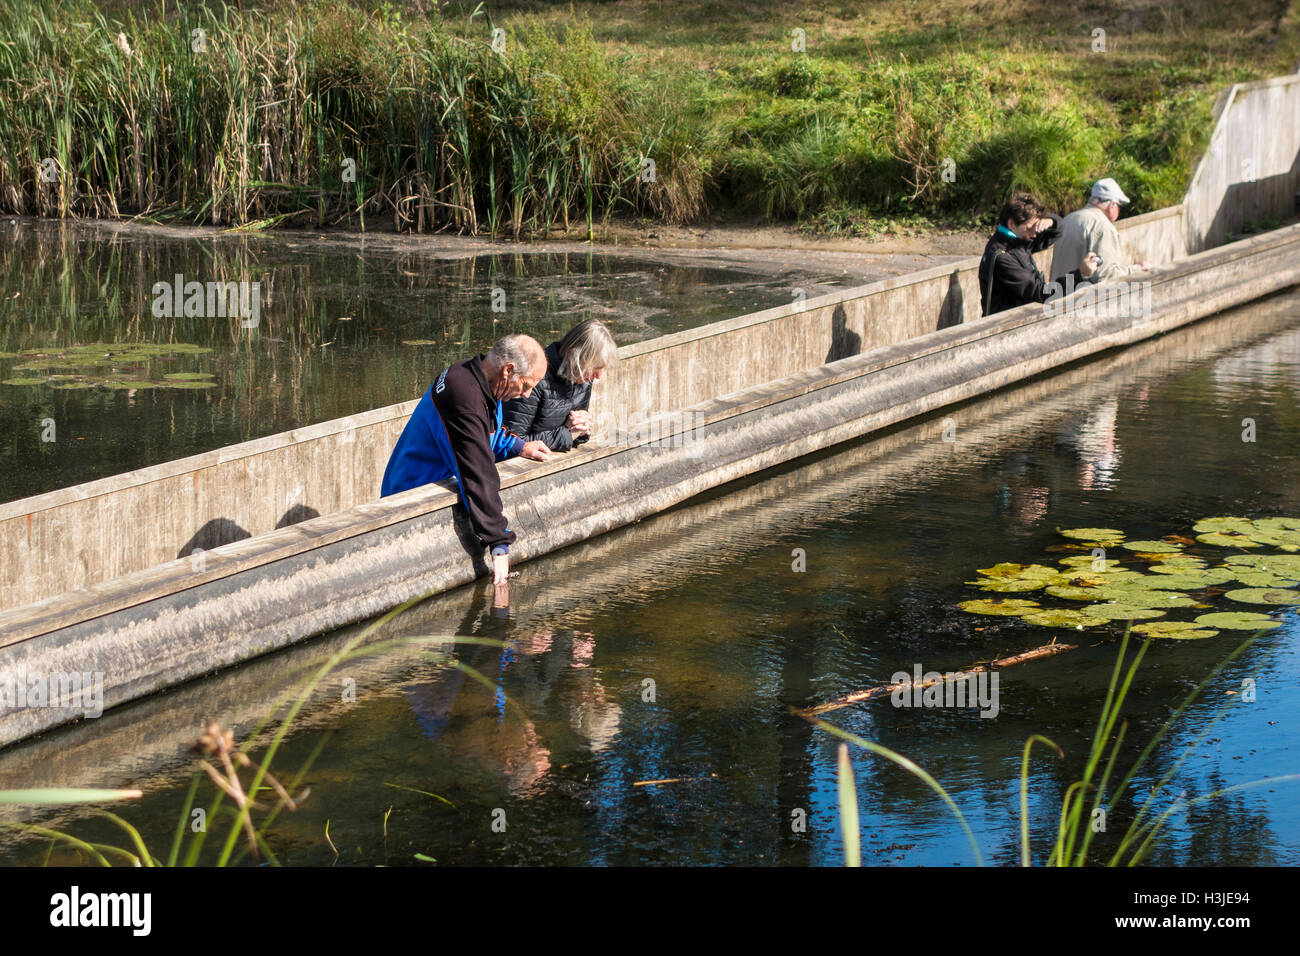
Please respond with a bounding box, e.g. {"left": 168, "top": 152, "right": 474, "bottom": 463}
{"left": 1079, "top": 604, "right": 1166, "bottom": 621}
{"left": 1141, "top": 570, "right": 1236, "bottom": 590}
{"left": 1058, "top": 528, "right": 1124, "bottom": 541}
{"left": 164, "top": 380, "right": 219, "bottom": 389}
{"left": 1121, "top": 540, "right": 1183, "bottom": 553}
{"left": 1196, "top": 532, "right": 1262, "bottom": 549}
{"left": 1057, "top": 556, "right": 1124, "bottom": 571}
{"left": 957, "top": 599, "right": 1041, "bottom": 616}
{"left": 1193, "top": 517, "right": 1256, "bottom": 535}
{"left": 1193, "top": 612, "right": 1281, "bottom": 630}
{"left": 162, "top": 372, "right": 216, "bottom": 381}
{"left": 1131, "top": 622, "right": 1218, "bottom": 640}
{"left": 1223, "top": 588, "right": 1300, "bottom": 606}
{"left": 1148, "top": 557, "right": 1208, "bottom": 573}
{"left": 102, "top": 380, "right": 157, "bottom": 390}
{"left": 1231, "top": 571, "right": 1300, "bottom": 589}
{"left": 1096, "top": 589, "right": 1198, "bottom": 608}
{"left": 1020, "top": 609, "right": 1104, "bottom": 629}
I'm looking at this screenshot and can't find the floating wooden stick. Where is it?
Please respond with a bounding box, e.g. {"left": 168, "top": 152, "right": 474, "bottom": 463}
{"left": 795, "top": 641, "right": 1076, "bottom": 718}
{"left": 632, "top": 774, "right": 720, "bottom": 787}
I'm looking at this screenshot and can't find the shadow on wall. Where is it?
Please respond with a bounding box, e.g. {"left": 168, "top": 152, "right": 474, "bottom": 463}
{"left": 176, "top": 505, "right": 323, "bottom": 559}
{"left": 938, "top": 269, "right": 964, "bottom": 329}
{"left": 826, "top": 305, "right": 861, "bottom": 363}
{"left": 1206, "top": 163, "right": 1300, "bottom": 248}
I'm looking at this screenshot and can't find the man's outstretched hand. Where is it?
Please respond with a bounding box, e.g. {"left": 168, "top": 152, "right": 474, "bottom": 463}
{"left": 521, "top": 440, "right": 551, "bottom": 462}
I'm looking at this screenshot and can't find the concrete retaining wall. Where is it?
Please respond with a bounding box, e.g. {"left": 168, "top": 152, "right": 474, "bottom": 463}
{"left": 2, "top": 70, "right": 1299, "bottom": 665}
{"left": 1184, "top": 74, "right": 1300, "bottom": 252}
{"left": 10, "top": 288, "right": 1299, "bottom": 799}
{"left": 3, "top": 221, "right": 1300, "bottom": 745}
{"left": 0, "top": 204, "right": 1182, "bottom": 610}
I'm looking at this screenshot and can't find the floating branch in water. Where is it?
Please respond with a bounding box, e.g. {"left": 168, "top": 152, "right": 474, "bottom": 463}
{"left": 795, "top": 642, "right": 1076, "bottom": 718}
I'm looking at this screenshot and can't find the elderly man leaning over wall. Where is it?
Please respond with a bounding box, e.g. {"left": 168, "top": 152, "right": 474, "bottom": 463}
{"left": 1051, "top": 178, "right": 1152, "bottom": 286}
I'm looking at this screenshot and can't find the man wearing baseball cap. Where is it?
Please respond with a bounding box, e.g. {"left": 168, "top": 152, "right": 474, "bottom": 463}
{"left": 1050, "top": 178, "right": 1151, "bottom": 285}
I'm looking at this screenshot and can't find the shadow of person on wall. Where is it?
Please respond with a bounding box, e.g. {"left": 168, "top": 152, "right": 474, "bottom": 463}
{"left": 177, "top": 518, "right": 250, "bottom": 559}
{"left": 276, "top": 504, "right": 321, "bottom": 529}
{"left": 825, "top": 305, "right": 862, "bottom": 363}
{"left": 938, "top": 269, "right": 964, "bottom": 329}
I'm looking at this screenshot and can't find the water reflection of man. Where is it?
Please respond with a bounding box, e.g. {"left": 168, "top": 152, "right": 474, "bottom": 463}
{"left": 402, "top": 588, "right": 622, "bottom": 792}
{"left": 403, "top": 585, "right": 553, "bottom": 794}
{"left": 1071, "top": 398, "right": 1121, "bottom": 492}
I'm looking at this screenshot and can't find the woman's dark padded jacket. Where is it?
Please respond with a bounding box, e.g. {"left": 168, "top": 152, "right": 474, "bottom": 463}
{"left": 978, "top": 214, "right": 1085, "bottom": 317}
{"left": 502, "top": 341, "right": 592, "bottom": 452}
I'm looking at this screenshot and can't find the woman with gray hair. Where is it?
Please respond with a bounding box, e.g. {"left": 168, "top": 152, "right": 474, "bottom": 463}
{"left": 503, "top": 319, "right": 617, "bottom": 451}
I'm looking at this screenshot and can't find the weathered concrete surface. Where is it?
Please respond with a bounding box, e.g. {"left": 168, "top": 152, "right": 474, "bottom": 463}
{"left": 1184, "top": 74, "right": 1300, "bottom": 253}
{"left": 5, "top": 282, "right": 1300, "bottom": 800}
{"left": 0, "top": 205, "right": 1196, "bottom": 609}
{"left": 3, "top": 222, "right": 1300, "bottom": 746}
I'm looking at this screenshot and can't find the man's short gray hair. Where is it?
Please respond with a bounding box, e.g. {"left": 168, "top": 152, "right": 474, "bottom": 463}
{"left": 488, "top": 334, "right": 540, "bottom": 376}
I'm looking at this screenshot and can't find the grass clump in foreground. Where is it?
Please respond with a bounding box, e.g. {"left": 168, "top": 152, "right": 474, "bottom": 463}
{"left": 2, "top": 0, "right": 1298, "bottom": 236}
{"left": 817, "top": 627, "right": 1300, "bottom": 866}
{"left": 0, "top": 595, "right": 499, "bottom": 866}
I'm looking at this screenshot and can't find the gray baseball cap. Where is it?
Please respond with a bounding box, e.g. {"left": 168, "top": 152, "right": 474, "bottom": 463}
{"left": 1090, "top": 178, "right": 1131, "bottom": 204}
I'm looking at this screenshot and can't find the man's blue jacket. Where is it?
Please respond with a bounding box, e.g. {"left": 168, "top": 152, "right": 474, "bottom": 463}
{"left": 380, "top": 355, "right": 524, "bottom": 551}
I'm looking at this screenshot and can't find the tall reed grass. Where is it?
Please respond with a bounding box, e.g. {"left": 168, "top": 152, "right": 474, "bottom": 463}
{"left": 0, "top": 0, "right": 703, "bottom": 235}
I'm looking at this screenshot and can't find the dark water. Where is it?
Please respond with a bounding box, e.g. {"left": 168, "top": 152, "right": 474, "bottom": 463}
{"left": 1, "top": 289, "right": 1298, "bottom": 868}
{"left": 0, "top": 218, "right": 919, "bottom": 502}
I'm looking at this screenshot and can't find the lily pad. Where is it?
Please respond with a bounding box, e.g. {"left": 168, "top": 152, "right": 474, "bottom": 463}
{"left": 1132, "top": 622, "right": 1218, "bottom": 640}
{"left": 976, "top": 562, "right": 1059, "bottom": 579}
{"left": 1222, "top": 555, "right": 1300, "bottom": 575}
{"left": 1252, "top": 517, "right": 1300, "bottom": 533}
{"left": 1121, "top": 540, "right": 1183, "bottom": 553}
{"left": 967, "top": 578, "right": 1058, "bottom": 592}
{"left": 1059, "top": 528, "right": 1125, "bottom": 541}
{"left": 957, "top": 599, "right": 1041, "bottom": 616}
{"left": 1231, "top": 571, "right": 1300, "bottom": 589}
{"left": 1142, "top": 570, "right": 1237, "bottom": 589}
{"left": 102, "top": 380, "right": 157, "bottom": 390}
{"left": 1020, "top": 609, "right": 1104, "bottom": 629}
{"left": 1196, "top": 532, "right": 1263, "bottom": 549}
{"left": 1149, "top": 557, "right": 1208, "bottom": 573}
{"left": 1193, "top": 612, "right": 1280, "bottom": 631}
{"left": 1222, "top": 588, "right": 1300, "bottom": 606}
{"left": 163, "top": 380, "right": 219, "bottom": 389}
{"left": 1246, "top": 530, "right": 1300, "bottom": 549}
{"left": 2, "top": 378, "right": 44, "bottom": 386}
{"left": 1045, "top": 585, "right": 1111, "bottom": 601}
{"left": 1079, "top": 604, "right": 1167, "bottom": 621}
{"left": 162, "top": 372, "right": 216, "bottom": 381}
{"left": 402, "top": 339, "right": 439, "bottom": 346}
{"left": 1194, "top": 517, "right": 1256, "bottom": 535}
{"left": 1057, "top": 556, "right": 1124, "bottom": 571}
{"left": 1089, "top": 588, "right": 1198, "bottom": 608}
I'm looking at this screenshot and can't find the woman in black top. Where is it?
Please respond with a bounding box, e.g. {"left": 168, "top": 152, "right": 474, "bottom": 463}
{"left": 503, "top": 319, "right": 618, "bottom": 452}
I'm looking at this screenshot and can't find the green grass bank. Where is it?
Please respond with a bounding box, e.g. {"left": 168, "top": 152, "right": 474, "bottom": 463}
{"left": 2, "top": 0, "right": 1298, "bottom": 238}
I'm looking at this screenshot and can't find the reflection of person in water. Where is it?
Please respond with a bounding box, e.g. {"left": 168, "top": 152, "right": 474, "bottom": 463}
{"left": 994, "top": 448, "right": 1051, "bottom": 534}
{"left": 402, "top": 586, "right": 622, "bottom": 795}
{"left": 402, "top": 585, "right": 552, "bottom": 794}
{"left": 1065, "top": 398, "right": 1121, "bottom": 492}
